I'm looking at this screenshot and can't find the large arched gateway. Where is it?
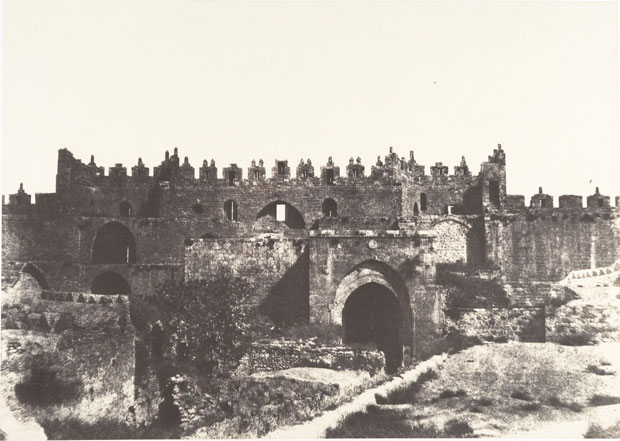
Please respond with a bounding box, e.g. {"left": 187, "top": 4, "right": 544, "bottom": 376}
{"left": 333, "top": 260, "right": 412, "bottom": 373}
{"left": 343, "top": 282, "right": 401, "bottom": 372}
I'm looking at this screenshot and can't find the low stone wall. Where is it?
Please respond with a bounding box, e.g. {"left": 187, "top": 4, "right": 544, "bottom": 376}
{"left": 450, "top": 307, "right": 546, "bottom": 342}
{"left": 234, "top": 340, "right": 385, "bottom": 377}
{"left": 546, "top": 301, "right": 620, "bottom": 344}
{"left": 1, "top": 288, "right": 135, "bottom": 429}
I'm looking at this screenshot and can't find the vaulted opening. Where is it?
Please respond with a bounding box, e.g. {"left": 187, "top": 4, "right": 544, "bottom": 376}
{"left": 91, "top": 271, "right": 131, "bottom": 295}
{"left": 119, "top": 201, "right": 132, "bottom": 217}
{"left": 343, "top": 282, "right": 401, "bottom": 373}
{"left": 413, "top": 202, "right": 419, "bottom": 216}
{"left": 322, "top": 198, "right": 338, "bottom": 217}
{"left": 224, "top": 200, "right": 238, "bottom": 221}
{"left": 21, "top": 263, "right": 49, "bottom": 290}
{"left": 92, "top": 222, "right": 136, "bottom": 264}
{"left": 277, "top": 161, "right": 286, "bottom": 175}
{"left": 228, "top": 171, "right": 235, "bottom": 186}
{"left": 256, "top": 201, "right": 305, "bottom": 229}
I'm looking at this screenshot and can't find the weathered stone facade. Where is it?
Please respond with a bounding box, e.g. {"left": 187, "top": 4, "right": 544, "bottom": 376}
{"left": 2, "top": 144, "right": 619, "bottom": 366}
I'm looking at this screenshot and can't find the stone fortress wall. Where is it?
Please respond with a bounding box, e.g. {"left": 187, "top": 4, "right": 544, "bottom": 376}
{"left": 2, "top": 144, "right": 619, "bottom": 360}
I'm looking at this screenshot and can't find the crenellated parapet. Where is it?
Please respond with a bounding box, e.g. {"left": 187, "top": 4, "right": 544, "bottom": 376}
{"left": 248, "top": 159, "right": 266, "bottom": 182}
{"left": 530, "top": 187, "right": 553, "bottom": 208}
{"left": 272, "top": 160, "right": 291, "bottom": 180}
{"left": 296, "top": 159, "right": 314, "bottom": 179}
{"left": 320, "top": 157, "right": 340, "bottom": 185}
{"left": 587, "top": 187, "right": 611, "bottom": 209}
{"left": 8, "top": 183, "right": 31, "bottom": 206}
{"left": 131, "top": 158, "right": 149, "bottom": 177}
{"left": 346, "top": 157, "right": 364, "bottom": 178}
{"left": 199, "top": 159, "right": 218, "bottom": 182}
{"left": 503, "top": 187, "right": 617, "bottom": 213}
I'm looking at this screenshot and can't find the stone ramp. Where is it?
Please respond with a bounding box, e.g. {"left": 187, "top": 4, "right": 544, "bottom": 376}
{"left": 264, "top": 354, "right": 447, "bottom": 439}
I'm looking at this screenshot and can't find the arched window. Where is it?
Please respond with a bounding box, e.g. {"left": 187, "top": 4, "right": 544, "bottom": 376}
{"left": 92, "top": 222, "right": 136, "bottom": 264}
{"left": 322, "top": 198, "right": 338, "bottom": 217}
{"left": 256, "top": 201, "right": 305, "bottom": 229}
{"left": 420, "top": 193, "right": 427, "bottom": 211}
{"left": 224, "top": 200, "right": 238, "bottom": 221}
{"left": 119, "top": 201, "right": 132, "bottom": 217}
{"left": 91, "top": 271, "right": 131, "bottom": 294}
{"left": 413, "top": 203, "right": 419, "bottom": 216}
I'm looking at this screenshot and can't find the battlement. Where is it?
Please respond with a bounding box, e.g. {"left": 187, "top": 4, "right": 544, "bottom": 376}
{"left": 503, "top": 186, "right": 618, "bottom": 213}
{"left": 50, "top": 145, "right": 510, "bottom": 192}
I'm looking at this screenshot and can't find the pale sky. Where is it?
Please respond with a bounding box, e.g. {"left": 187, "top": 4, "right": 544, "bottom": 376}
{"left": 3, "top": 1, "right": 619, "bottom": 202}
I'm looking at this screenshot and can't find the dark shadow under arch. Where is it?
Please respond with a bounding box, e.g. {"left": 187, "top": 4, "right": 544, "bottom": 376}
{"left": 92, "top": 222, "right": 136, "bottom": 264}
{"left": 256, "top": 200, "right": 305, "bottom": 229}
{"left": 343, "top": 282, "right": 401, "bottom": 373}
{"left": 91, "top": 271, "right": 131, "bottom": 295}
{"left": 21, "top": 263, "right": 49, "bottom": 289}
{"left": 119, "top": 201, "right": 132, "bottom": 217}
{"left": 322, "top": 198, "right": 338, "bottom": 217}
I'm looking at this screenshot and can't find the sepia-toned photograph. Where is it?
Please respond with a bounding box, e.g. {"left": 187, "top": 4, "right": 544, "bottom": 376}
{"left": 2, "top": 1, "right": 620, "bottom": 439}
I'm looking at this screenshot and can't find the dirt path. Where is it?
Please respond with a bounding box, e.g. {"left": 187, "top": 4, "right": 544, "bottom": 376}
{"left": 324, "top": 341, "right": 620, "bottom": 438}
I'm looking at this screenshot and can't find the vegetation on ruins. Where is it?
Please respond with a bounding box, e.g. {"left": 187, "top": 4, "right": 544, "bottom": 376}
{"left": 152, "top": 276, "right": 257, "bottom": 374}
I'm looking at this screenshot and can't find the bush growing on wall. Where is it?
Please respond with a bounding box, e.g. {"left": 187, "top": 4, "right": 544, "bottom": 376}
{"left": 154, "top": 277, "right": 254, "bottom": 374}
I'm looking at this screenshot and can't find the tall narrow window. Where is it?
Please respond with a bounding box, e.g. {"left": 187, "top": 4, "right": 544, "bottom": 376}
{"left": 228, "top": 172, "right": 235, "bottom": 186}
{"left": 413, "top": 203, "right": 419, "bottom": 216}
{"left": 277, "top": 161, "right": 286, "bottom": 175}
{"left": 489, "top": 181, "right": 500, "bottom": 208}
{"left": 224, "top": 200, "right": 238, "bottom": 221}
{"left": 420, "top": 193, "right": 427, "bottom": 211}
{"left": 276, "top": 203, "right": 286, "bottom": 221}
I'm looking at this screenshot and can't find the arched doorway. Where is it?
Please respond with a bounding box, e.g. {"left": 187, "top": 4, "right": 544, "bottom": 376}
{"left": 92, "top": 222, "right": 136, "bottom": 264}
{"left": 91, "top": 271, "right": 131, "bottom": 295}
{"left": 343, "top": 282, "right": 401, "bottom": 372}
{"left": 333, "top": 260, "right": 412, "bottom": 373}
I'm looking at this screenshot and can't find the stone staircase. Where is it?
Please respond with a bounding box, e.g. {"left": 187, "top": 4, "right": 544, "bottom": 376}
{"left": 547, "top": 259, "right": 620, "bottom": 344}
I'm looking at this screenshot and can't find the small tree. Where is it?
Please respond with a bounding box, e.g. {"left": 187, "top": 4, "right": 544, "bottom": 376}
{"left": 155, "top": 276, "right": 253, "bottom": 373}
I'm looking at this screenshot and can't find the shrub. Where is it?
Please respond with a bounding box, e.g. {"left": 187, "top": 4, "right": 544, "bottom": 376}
{"left": 325, "top": 411, "right": 444, "bottom": 438}
{"left": 440, "top": 331, "right": 483, "bottom": 355}
{"left": 476, "top": 397, "right": 493, "bottom": 406}
{"left": 584, "top": 421, "right": 620, "bottom": 438}
{"left": 154, "top": 277, "right": 253, "bottom": 374}
{"left": 438, "top": 389, "right": 467, "bottom": 400}
{"left": 384, "top": 369, "right": 438, "bottom": 404}
{"left": 589, "top": 395, "right": 620, "bottom": 407}
{"left": 547, "top": 396, "right": 583, "bottom": 412}
{"left": 15, "top": 365, "right": 81, "bottom": 406}
{"left": 586, "top": 364, "right": 614, "bottom": 375}
{"left": 281, "top": 323, "right": 343, "bottom": 345}
{"left": 520, "top": 402, "right": 541, "bottom": 411}
{"left": 443, "top": 419, "right": 474, "bottom": 437}
{"left": 39, "top": 416, "right": 179, "bottom": 440}
{"left": 510, "top": 390, "right": 533, "bottom": 401}
{"left": 558, "top": 332, "right": 595, "bottom": 346}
